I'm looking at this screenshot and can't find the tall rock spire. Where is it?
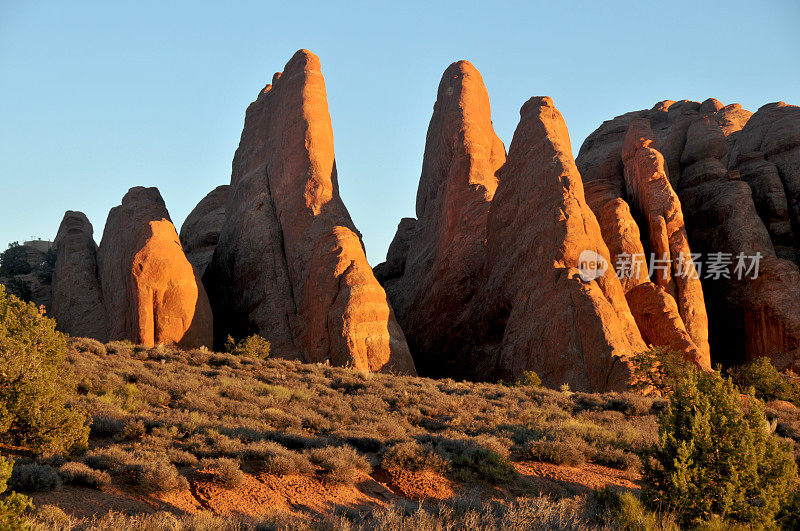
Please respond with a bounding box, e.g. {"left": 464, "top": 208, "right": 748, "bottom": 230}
{"left": 205, "top": 50, "right": 415, "bottom": 374}
{"left": 375, "top": 60, "right": 506, "bottom": 376}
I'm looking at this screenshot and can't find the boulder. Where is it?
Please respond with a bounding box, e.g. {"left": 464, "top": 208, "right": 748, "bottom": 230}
{"left": 204, "top": 50, "right": 415, "bottom": 375}
{"left": 180, "top": 185, "right": 229, "bottom": 277}
{"left": 51, "top": 211, "right": 109, "bottom": 341}
{"left": 98, "top": 186, "right": 213, "bottom": 348}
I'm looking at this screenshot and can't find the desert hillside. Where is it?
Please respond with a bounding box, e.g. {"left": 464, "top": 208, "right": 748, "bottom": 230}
{"left": 0, "top": 334, "right": 788, "bottom": 529}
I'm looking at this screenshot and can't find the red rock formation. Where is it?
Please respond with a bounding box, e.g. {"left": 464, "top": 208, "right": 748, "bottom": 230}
{"left": 98, "top": 187, "right": 213, "bottom": 348}
{"left": 479, "top": 97, "right": 645, "bottom": 390}
{"left": 375, "top": 60, "right": 506, "bottom": 376}
{"left": 621, "top": 119, "right": 710, "bottom": 364}
{"left": 51, "top": 211, "right": 109, "bottom": 341}
{"left": 205, "top": 50, "right": 415, "bottom": 375}
{"left": 180, "top": 185, "right": 229, "bottom": 277}
{"left": 578, "top": 99, "right": 800, "bottom": 371}
{"left": 725, "top": 102, "right": 800, "bottom": 263}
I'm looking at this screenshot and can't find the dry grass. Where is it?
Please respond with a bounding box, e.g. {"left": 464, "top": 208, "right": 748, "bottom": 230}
{"left": 20, "top": 337, "right": 800, "bottom": 528}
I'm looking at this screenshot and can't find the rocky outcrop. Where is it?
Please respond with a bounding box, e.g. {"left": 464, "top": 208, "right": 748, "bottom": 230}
{"left": 98, "top": 187, "right": 213, "bottom": 348}
{"left": 204, "top": 50, "right": 415, "bottom": 375}
{"left": 578, "top": 99, "right": 800, "bottom": 371}
{"left": 374, "top": 60, "right": 505, "bottom": 376}
{"left": 377, "top": 83, "right": 646, "bottom": 390}
{"left": 51, "top": 211, "right": 108, "bottom": 341}
{"left": 479, "top": 97, "right": 645, "bottom": 390}
{"left": 724, "top": 102, "right": 800, "bottom": 263}
{"left": 621, "top": 119, "right": 710, "bottom": 365}
{"left": 180, "top": 185, "right": 229, "bottom": 277}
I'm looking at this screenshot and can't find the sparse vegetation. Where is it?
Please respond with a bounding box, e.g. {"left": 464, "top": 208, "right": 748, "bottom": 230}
{"left": 6, "top": 337, "right": 796, "bottom": 529}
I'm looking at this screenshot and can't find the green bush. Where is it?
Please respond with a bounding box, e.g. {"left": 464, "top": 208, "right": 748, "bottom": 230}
{"left": 629, "top": 346, "right": 693, "bottom": 396}
{"left": 730, "top": 356, "right": 800, "bottom": 407}
{"left": 225, "top": 334, "right": 271, "bottom": 359}
{"left": 0, "top": 243, "right": 31, "bottom": 277}
{"left": 0, "top": 285, "right": 89, "bottom": 454}
{"left": 0, "top": 456, "right": 32, "bottom": 529}
{"left": 642, "top": 369, "right": 799, "bottom": 527}
{"left": 512, "top": 370, "right": 542, "bottom": 388}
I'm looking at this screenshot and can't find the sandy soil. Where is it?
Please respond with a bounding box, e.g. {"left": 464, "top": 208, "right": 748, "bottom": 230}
{"left": 32, "top": 460, "right": 640, "bottom": 520}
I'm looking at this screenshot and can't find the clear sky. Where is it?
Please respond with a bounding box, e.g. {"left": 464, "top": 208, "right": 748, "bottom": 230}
{"left": 1, "top": 1, "right": 798, "bottom": 264}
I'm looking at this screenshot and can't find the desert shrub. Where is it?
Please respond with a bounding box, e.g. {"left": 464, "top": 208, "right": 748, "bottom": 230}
{"left": 428, "top": 436, "right": 517, "bottom": 484}
{"left": 226, "top": 334, "right": 271, "bottom": 359}
{"left": 89, "top": 415, "right": 125, "bottom": 438}
{"left": 83, "top": 447, "right": 131, "bottom": 472}
{"left": 629, "top": 346, "right": 695, "bottom": 396}
{"left": 167, "top": 449, "right": 199, "bottom": 467}
{"left": 642, "top": 369, "right": 799, "bottom": 527}
{"left": 9, "top": 462, "right": 62, "bottom": 492}
{"left": 68, "top": 337, "right": 107, "bottom": 357}
{"left": 306, "top": 445, "right": 371, "bottom": 485}
{"left": 0, "top": 285, "right": 89, "bottom": 454}
{"left": 121, "top": 418, "right": 146, "bottom": 440}
{"left": 128, "top": 461, "right": 188, "bottom": 493}
{"left": 511, "top": 370, "right": 542, "bottom": 388}
{"left": 58, "top": 461, "right": 111, "bottom": 489}
{"left": 203, "top": 458, "right": 244, "bottom": 488}
{"left": 0, "top": 456, "right": 32, "bottom": 529}
{"left": 381, "top": 441, "right": 447, "bottom": 473}
{"left": 593, "top": 447, "right": 640, "bottom": 472}
{"left": 524, "top": 439, "right": 586, "bottom": 467}
{"left": 32, "top": 504, "right": 71, "bottom": 529}
{"left": 242, "top": 441, "right": 314, "bottom": 476}
{"left": 0, "top": 243, "right": 31, "bottom": 277}
{"left": 597, "top": 489, "right": 678, "bottom": 531}
{"left": 730, "top": 356, "right": 800, "bottom": 406}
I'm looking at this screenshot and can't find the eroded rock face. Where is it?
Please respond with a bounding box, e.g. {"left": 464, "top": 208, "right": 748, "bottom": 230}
{"left": 725, "top": 102, "right": 800, "bottom": 263}
{"left": 480, "top": 97, "right": 645, "bottom": 390}
{"left": 375, "top": 61, "right": 506, "bottom": 376}
{"left": 621, "top": 119, "right": 710, "bottom": 365}
{"left": 180, "top": 185, "right": 229, "bottom": 277}
{"left": 578, "top": 99, "right": 800, "bottom": 371}
{"left": 51, "top": 211, "right": 109, "bottom": 341}
{"left": 205, "top": 50, "right": 415, "bottom": 375}
{"left": 98, "top": 187, "right": 213, "bottom": 348}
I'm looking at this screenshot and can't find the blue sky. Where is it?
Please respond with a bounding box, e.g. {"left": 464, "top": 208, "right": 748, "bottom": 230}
{"left": 1, "top": 1, "right": 798, "bottom": 264}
